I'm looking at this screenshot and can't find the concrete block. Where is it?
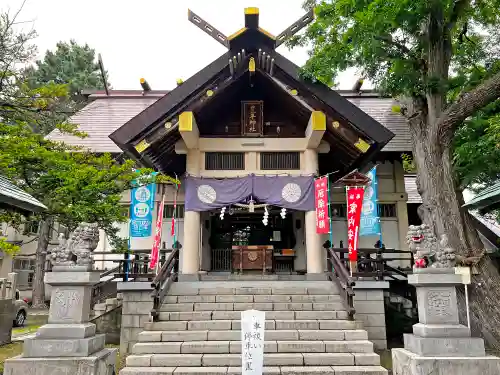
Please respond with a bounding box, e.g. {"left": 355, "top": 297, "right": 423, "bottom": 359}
{"left": 132, "top": 342, "right": 181, "bottom": 354}
{"left": 392, "top": 348, "right": 500, "bottom": 375}
{"left": 138, "top": 331, "right": 162, "bottom": 342}
{"left": 273, "top": 303, "right": 313, "bottom": 311}
{"left": 139, "top": 315, "right": 151, "bottom": 327}
{"left": 365, "top": 327, "right": 387, "bottom": 340}
{"left": 353, "top": 301, "right": 385, "bottom": 314}
{"left": 207, "top": 330, "right": 240, "bottom": 341}
{"left": 167, "top": 311, "right": 212, "bottom": 321}
{"left": 331, "top": 366, "right": 387, "bottom": 374}
{"left": 272, "top": 287, "right": 308, "bottom": 295}
{"left": 278, "top": 341, "right": 325, "bottom": 353}
{"left": 181, "top": 341, "right": 229, "bottom": 354}
{"left": 173, "top": 367, "right": 227, "bottom": 375}
{"left": 292, "top": 295, "right": 340, "bottom": 303}
{"left": 122, "top": 315, "right": 140, "bottom": 328}
{"left": 168, "top": 284, "right": 199, "bottom": 295}
{"left": 343, "top": 330, "right": 369, "bottom": 340}
{"left": 265, "top": 311, "right": 295, "bottom": 320}
{"left": 235, "top": 287, "right": 272, "bottom": 295}
{"left": 164, "top": 296, "right": 178, "bottom": 303}
{"left": 266, "top": 330, "right": 300, "bottom": 341}
{"left": 189, "top": 320, "right": 232, "bottom": 330}
{"left": 412, "top": 323, "right": 470, "bottom": 338}
{"left": 336, "top": 311, "right": 349, "bottom": 319}
{"left": 126, "top": 354, "right": 152, "bottom": 367}
{"left": 353, "top": 353, "right": 380, "bottom": 366}
{"left": 23, "top": 334, "right": 106, "bottom": 357}
{"left": 123, "top": 302, "right": 154, "bottom": 315}
{"left": 234, "top": 302, "right": 274, "bottom": 311}
{"left": 372, "top": 340, "right": 387, "bottom": 350}
{"left": 230, "top": 341, "right": 277, "bottom": 353}
{"left": 303, "top": 353, "right": 354, "bottom": 366}
{"left": 194, "top": 303, "right": 232, "bottom": 311}
{"left": 227, "top": 367, "right": 281, "bottom": 374}
{"left": 324, "top": 341, "right": 374, "bottom": 353}
{"left": 151, "top": 354, "right": 202, "bottom": 367}
{"left": 275, "top": 320, "right": 317, "bottom": 330}
{"left": 353, "top": 291, "right": 368, "bottom": 301}
{"left": 144, "top": 321, "right": 187, "bottom": 331}
{"left": 199, "top": 287, "right": 235, "bottom": 295}
{"left": 281, "top": 366, "right": 335, "bottom": 374}
{"left": 355, "top": 313, "right": 385, "bottom": 327}
{"left": 254, "top": 295, "right": 292, "bottom": 303}
{"left": 232, "top": 320, "right": 275, "bottom": 330}
{"left": 162, "top": 330, "right": 208, "bottom": 342}
{"left": 404, "top": 334, "right": 485, "bottom": 357}
{"left": 203, "top": 354, "right": 240, "bottom": 367}
{"left": 211, "top": 311, "right": 240, "bottom": 320}
{"left": 298, "top": 330, "right": 344, "bottom": 341}
{"left": 177, "top": 295, "right": 215, "bottom": 303}
{"left": 36, "top": 323, "right": 96, "bottom": 339}
{"left": 162, "top": 303, "right": 194, "bottom": 312}
{"left": 313, "top": 302, "right": 344, "bottom": 311}
{"left": 295, "top": 311, "right": 337, "bottom": 320}
{"left": 365, "top": 290, "right": 384, "bottom": 300}
{"left": 319, "top": 320, "right": 361, "bottom": 330}
{"left": 216, "top": 295, "right": 252, "bottom": 303}
{"left": 120, "top": 367, "right": 175, "bottom": 375}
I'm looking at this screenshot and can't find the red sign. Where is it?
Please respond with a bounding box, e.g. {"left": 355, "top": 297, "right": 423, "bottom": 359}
{"left": 149, "top": 195, "right": 165, "bottom": 270}
{"left": 346, "top": 187, "right": 364, "bottom": 261}
{"left": 315, "top": 177, "right": 330, "bottom": 234}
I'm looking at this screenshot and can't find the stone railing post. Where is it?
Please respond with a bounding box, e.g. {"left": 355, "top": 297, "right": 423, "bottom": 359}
{"left": 4, "top": 223, "right": 117, "bottom": 375}
{"left": 392, "top": 268, "right": 500, "bottom": 375}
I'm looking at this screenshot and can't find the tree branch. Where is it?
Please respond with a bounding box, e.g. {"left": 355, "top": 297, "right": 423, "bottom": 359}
{"left": 437, "top": 70, "right": 500, "bottom": 138}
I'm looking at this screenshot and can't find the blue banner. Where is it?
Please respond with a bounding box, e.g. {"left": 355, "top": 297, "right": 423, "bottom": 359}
{"left": 360, "top": 167, "right": 381, "bottom": 236}
{"left": 130, "top": 182, "right": 156, "bottom": 238}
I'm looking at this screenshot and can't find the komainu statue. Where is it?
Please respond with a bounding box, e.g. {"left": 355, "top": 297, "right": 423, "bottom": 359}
{"left": 50, "top": 222, "right": 99, "bottom": 269}
{"left": 407, "top": 224, "right": 456, "bottom": 268}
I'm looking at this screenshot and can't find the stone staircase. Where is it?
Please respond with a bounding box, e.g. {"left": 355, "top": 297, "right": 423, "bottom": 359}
{"left": 121, "top": 280, "right": 388, "bottom": 375}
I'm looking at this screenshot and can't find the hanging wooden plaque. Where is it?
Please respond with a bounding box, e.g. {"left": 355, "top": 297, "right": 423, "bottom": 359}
{"left": 241, "top": 101, "right": 263, "bottom": 136}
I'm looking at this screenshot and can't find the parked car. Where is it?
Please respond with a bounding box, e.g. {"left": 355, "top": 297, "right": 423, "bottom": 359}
{"left": 13, "top": 290, "right": 29, "bottom": 327}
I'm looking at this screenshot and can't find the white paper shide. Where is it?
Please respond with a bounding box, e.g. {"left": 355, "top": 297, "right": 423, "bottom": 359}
{"left": 241, "top": 309, "right": 265, "bottom": 375}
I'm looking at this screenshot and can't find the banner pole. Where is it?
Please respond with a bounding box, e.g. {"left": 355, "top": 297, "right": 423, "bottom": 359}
{"left": 327, "top": 174, "right": 334, "bottom": 271}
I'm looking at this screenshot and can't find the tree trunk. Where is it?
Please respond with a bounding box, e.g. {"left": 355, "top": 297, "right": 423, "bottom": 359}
{"left": 409, "top": 98, "right": 500, "bottom": 349}
{"left": 31, "top": 218, "right": 51, "bottom": 308}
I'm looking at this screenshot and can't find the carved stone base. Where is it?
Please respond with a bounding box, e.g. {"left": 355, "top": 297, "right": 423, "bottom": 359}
{"left": 3, "top": 347, "right": 116, "bottom": 375}
{"left": 23, "top": 334, "right": 106, "bottom": 358}
{"left": 392, "top": 348, "right": 500, "bottom": 375}
{"left": 404, "top": 334, "right": 485, "bottom": 357}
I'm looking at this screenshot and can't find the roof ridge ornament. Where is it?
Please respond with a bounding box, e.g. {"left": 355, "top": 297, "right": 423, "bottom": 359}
{"left": 187, "top": 7, "right": 314, "bottom": 51}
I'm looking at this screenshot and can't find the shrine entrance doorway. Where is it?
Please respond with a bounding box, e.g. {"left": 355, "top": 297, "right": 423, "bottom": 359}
{"left": 208, "top": 207, "right": 297, "bottom": 273}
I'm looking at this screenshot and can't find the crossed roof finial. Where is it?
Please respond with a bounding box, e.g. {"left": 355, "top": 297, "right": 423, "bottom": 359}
{"left": 187, "top": 7, "right": 314, "bottom": 50}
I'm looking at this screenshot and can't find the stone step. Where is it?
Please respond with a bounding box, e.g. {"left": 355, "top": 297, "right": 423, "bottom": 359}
{"left": 200, "top": 274, "right": 310, "bottom": 281}
{"left": 120, "top": 366, "right": 388, "bottom": 375}
{"left": 159, "top": 302, "right": 346, "bottom": 312}
{"left": 131, "top": 340, "right": 374, "bottom": 354}
{"left": 151, "top": 310, "right": 349, "bottom": 323}
{"left": 168, "top": 282, "right": 340, "bottom": 297}
{"left": 138, "top": 330, "right": 369, "bottom": 342}
{"left": 144, "top": 319, "right": 362, "bottom": 332}
{"left": 126, "top": 352, "right": 380, "bottom": 367}
{"left": 164, "top": 294, "right": 343, "bottom": 304}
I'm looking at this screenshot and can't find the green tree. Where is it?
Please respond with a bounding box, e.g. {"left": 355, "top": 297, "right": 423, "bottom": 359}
{"left": 294, "top": 1, "right": 500, "bottom": 346}
{"left": 0, "top": 6, "right": 146, "bottom": 307}
{"left": 25, "top": 39, "right": 109, "bottom": 103}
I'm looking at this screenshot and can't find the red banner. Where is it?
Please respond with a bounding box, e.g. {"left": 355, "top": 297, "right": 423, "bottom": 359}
{"left": 315, "top": 177, "right": 330, "bottom": 234}
{"left": 346, "top": 187, "right": 364, "bottom": 261}
{"left": 149, "top": 194, "right": 165, "bottom": 270}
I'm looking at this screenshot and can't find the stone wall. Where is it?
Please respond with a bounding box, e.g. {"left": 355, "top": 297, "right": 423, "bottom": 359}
{"left": 91, "top": 297, "right": 122, "bottom": 345}
{"left": 117, "top": 282, "right": 153, "bottom": 355}
{"left": 353, "top": 281, "right": 388, "bottom": 350}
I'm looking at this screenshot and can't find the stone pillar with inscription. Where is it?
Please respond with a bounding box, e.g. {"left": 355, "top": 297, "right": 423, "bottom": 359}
{"left": 392, "top": 267, "right": 500, "bottom": 375}
{"left": 4, "top": 223, "right": 117, "bottom": 375}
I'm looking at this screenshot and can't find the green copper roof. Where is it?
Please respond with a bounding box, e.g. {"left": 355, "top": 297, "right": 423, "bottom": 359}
{"left": 463, "top": 181, "right": 500, "bottom": 210}
{"left": 0, "top": 176, "right": 47, "bottom": 213}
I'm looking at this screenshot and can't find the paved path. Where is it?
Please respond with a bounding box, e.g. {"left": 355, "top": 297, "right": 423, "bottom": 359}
{"left": 11, "top": 332, "right": 36, "bottom": 342}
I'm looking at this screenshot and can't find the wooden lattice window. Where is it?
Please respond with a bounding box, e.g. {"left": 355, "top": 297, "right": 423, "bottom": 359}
{"left": 205, "top": 152, "right": 244, "bottom": 170}
{"left": 260, "top": 152, "right": 300, "bottom": 170}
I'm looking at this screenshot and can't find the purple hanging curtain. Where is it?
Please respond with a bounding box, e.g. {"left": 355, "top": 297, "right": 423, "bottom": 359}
{"left": 184, "top": 175, "right": 252, "bottom": 211}
{"left": 252, "top": 175, "right": 315, "bottom": 211}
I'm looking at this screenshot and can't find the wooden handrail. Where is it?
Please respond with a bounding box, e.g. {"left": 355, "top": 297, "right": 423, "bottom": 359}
{"left": 325, "top": 248, "right": 356, "bottom": 319}
{"left": 150, "top": 248, "right": 179, "bottom": 322}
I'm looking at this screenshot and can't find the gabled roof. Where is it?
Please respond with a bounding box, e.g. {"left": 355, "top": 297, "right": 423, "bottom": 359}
{"left": 108, "top": 8, "right": 395, "bottom": 178}
{"left": 463, "top": 182, "right": 500, "bottom": 210}
{"left": 0, "top": 176, "right": 47, "bottom": 213}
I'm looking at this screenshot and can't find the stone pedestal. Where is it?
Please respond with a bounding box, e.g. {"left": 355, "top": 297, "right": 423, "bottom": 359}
{"left": 392, "top": 268, "right": 500, "bottom": 375}
{"left": 4, "top": 271, "right": 117, "bottom": 375}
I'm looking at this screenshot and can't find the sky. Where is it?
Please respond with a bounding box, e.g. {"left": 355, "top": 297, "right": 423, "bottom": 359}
{"left": 2, "top": 0, "right": 363, "bottom": 91}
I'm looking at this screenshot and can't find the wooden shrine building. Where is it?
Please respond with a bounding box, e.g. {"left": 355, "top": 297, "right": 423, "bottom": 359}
{"left": 109, "top": 7, "right": 394, "bottom": 276}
